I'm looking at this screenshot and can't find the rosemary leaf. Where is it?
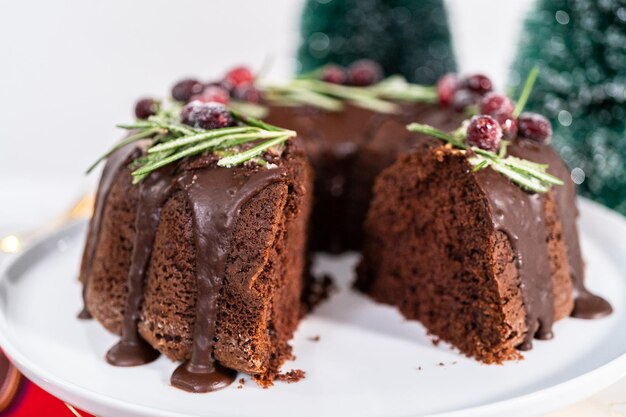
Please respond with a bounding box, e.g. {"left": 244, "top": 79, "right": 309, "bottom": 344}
{"left": 513, "top": 66, "right": 539, "bottom": 117}
{"left": 346, "top": 95, "right": 399, "bottom": 114}
{"left": 503, "top": 158, "right": 564, "bottom": 185}
{"left": 278, "top": 87, "right": 345, "bottom": 111}
{"left": 228, "top": 100, "right": 269, "bottom": 119}
{"left": 217, "top": 134, "right": 290, "bottom": 167}
{"left": 132, "top": 141, "right": 213, "bottom": 177}
{"left": 147, "top": 127, "right": 259, "bottom": 153}
{"left": 371, "top": 75, "right": 438, "bottom": 103}
{"left": 230, "top": 111, "right": 291, "bottom": 133}
{"left": 86, "top": 127, "right": 160, "bottom": 174}
{"left": 490, "top": 162, "right": 550, "bottom": 193}
{"left": 471, "top": 159, "right": 490, "bottom": 172}
{"left": 214, "top": 130, "right": 291, "bottom": 150}
{"left": 407, "top": 123, "right": 467, "bottom": 149}
{"left": 116, "top": 121, "right": 159, "bottom": 130}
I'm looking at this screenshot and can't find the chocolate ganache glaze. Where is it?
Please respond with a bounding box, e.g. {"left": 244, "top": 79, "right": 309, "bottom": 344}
{"left": 79, "top": 142, "right": 144, "bottom": 319}
{"left": 508, "top": 139, "right": 612, "bottom": 319}
{"left": 475, "top": 158, "right": 554, "bottom": 350}
{"left": 97, "top": 144, "right": 289, "bottom": 392}
{"left": 170, "top": 166, "right": 287, "bottom": 392}
{"left": 474, "top": 137, "right": 612, "bottom": 350}
{"left": 105, "top": 163, "right": 177, "bottom": 366}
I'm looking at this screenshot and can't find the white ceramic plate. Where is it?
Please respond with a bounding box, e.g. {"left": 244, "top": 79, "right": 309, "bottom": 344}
{"left": 0, "top": 199, "right": 625, "bottom": 417}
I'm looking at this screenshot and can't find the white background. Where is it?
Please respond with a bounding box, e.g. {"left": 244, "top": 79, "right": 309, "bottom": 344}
{"left": 0, "top": 0, "right": 532, "bottom": 178}
{"left": 0, "top": 1, "right": 624, "bottom": 415}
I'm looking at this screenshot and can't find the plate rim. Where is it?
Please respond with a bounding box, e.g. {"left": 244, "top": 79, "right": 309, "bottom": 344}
{"left": 1, "top": 198, "right": 625, "bottom": 417}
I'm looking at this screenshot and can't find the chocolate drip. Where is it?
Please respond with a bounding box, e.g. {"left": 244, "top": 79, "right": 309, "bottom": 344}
{"left": 170, "top": 166, "right": 286, "bottom": 393}
{"left": 79, "top": 143, "right": 142, "bottom": 319}
{"left": 106, "top": 164, "right": 177, "bottom": 367}
{"left": 508, "top": 140, "right": 612, "bottom": 319}
{"left": 476, "top": 167, "right": 555, "bottom": 350}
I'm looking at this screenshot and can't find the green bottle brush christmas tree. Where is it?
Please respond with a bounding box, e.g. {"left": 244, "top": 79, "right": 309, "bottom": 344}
{"left": 297, "top": 0, "right": 456, "bottom": 84}
{"left": 511, "top": 0, "right": 626, "bottom": 214}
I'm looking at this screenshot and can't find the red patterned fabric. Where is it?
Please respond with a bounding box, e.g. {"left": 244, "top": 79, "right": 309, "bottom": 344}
{"left": 0, "top": 374, "right": 94, "bottom": 417}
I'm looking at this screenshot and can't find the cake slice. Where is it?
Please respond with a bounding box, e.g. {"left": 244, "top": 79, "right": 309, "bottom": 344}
{"left": 79, "top": 101, "right": 313, "bottom": 390}
{"left": 357, "top": 108, "right": 612, "bottom": 362}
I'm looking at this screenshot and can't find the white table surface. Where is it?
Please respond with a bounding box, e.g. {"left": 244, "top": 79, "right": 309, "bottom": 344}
{"left": 1, "top": 174, "right": 624, "bottom": 417}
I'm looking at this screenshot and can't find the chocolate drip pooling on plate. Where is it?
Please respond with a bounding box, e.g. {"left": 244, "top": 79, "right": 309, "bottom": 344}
{"left": 508, "top": 139, "right": 612, "bottom": 319}
{"left": 98, "top": 145, "right": 288, "bottom": 390}
{"left": 476, "top": 166, "right": 555, "bottom": 350}
{"left": 79, "top": 143, "right": 142, "bottom": 319}
{"left": 170, "top": 166, "right": 287, "bottom": 393}
{"left": 106, "top": 164, "right": 178, "bottom": 366}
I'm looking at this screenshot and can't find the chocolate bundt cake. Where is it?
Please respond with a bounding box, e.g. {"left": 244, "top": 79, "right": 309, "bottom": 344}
{"left": 80, "top": 102, "right": 313, "bottom": 391}
{"left": 79, "top": 64, "right": 612, "bottom": 393}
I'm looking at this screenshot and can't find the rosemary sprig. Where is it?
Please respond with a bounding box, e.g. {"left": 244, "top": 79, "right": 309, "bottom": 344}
{"left": 217, "top": 134, "right": 291, "bottom": 167}
{"left": 228, "top": 100, "right": 269, "bottom": 119}
{"left": 369, "top": 75, "right": 438, "bottom": 103}
{"left": 261, "top": 74, "right": 436, "bottom": 114}
{"left": 406, "top": 122, "right": 563, "bottom": 193}
{"left": 513, "top": 66, "right": 539, "bottom": 117}
{"left": 87, "top": 105, "right": 296, "bottom": 183}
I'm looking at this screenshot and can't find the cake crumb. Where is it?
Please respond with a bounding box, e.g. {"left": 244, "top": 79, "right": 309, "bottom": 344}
{"left": 308, "top": 335, "right": 320, "bottom": 342}
{"left": 276, "top": 369, "right": 306, "bottom": 383}
{"left": 237, "top": 378, "right": 246, "bottom": 389}
{"left": 437, "top": 362, "right": 445, "bottom": 367}
{"left": 417, "top": 366, "right": 422, "bottom": 371}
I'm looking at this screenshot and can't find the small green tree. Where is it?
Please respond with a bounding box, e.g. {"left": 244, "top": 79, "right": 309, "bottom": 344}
{"left": 511, "top": 0, "right": 626, "bottom": 214}
{"left": 296, "top": 0, "right": 456, "bottom": 84}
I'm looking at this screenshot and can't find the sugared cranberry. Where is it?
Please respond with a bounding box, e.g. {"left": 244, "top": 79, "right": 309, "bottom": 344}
{"left": 518, "top": 112, "right": 552, "bottom": 144}
{"left": 190, "top": 85, "right": 230, "bottom": 104}
{"left": 180, "top": 101, "right": 233, "bottom": 130}
{"left": 171, "top": 79, "right": 204, "bottom": 102}
{"left": 134, "top": 98, "right": 159, "bottom": 119}
{"left": 466, "top": 115, "right": 502, "bottom": 152}
{"left": 437, "top": 73, "right": 458, "bottom": 106}
{"left": 461, "top": 74, "right": 493, "bottom": 95}
{"left": 451, "top": 89, "right": 479, "bottom": 112}
{"left": 347, "top": 59, "right": 383, "bottom": 86}
{"left": 479, "top": 92, "right": 515, "bottom": 116}
{"left": 223, "top": 66, "right": 255, "bottom": 89}
{"left": 322, "top": 64, "right": 347, "bottom": 84}
{"left": 492, "top": 111, "right": 518, "bottom": 140}
{"left": 232, "top": 84, "right": 263, "bottom": 103}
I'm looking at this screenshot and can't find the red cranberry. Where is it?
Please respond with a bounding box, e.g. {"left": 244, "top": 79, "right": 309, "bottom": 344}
{"left": 461, "top": 74, "right": 493, "bottom": 95}
{"left": 437, "top": 73, "right": 458, "bottom": 106}
{"left": 451, "top": 89, "right": 480, "bottom": 112}
{"left": 223, "top": 66, "right": 255, "bottom": 89}
{"left": 347, "top": 59, "right": 383, "bottom": 86}
{"left": 322, "top": 64, "right": 347, "bottom": 84}
{"left": 134, "top": 98, "right": 159, "bottom": 119}
{"left": 492, "top": 111, "right": 518, "bottom": 140}
{"left": 479, "top": 92, "right": 515, "bottom": 116}
{"left": 232, "top": 84, "right": 263, "bottom": 103}
{"left": 518, "top": 112, "right": 552, "bottom": 144}
{"left": 466, "top": 115, "right": 502, "bottom": 152}
{"left": 180, "top": 101, "right": 233, "bottom": 130}
{"left": 190, "top": 85, "right": 230, "bottom": 104}
{"left": 171, "top": 79, "right": 204, "bottom": 102}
